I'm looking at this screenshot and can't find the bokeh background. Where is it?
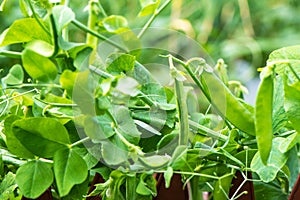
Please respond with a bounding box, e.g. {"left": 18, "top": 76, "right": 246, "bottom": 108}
{"left": 1, "top": 0, "right": 300, "bottom": 103}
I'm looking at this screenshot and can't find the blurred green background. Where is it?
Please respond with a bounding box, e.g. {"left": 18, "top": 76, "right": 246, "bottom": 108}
{"left": 1, "top": 0, "right": 300, "bottom": 102}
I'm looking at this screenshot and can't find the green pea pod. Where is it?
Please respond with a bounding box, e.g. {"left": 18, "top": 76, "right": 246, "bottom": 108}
{"left": 200, "top": 71, "right": 255, "bottom": 135}
{"left": 170, "top": 56, "right": 255, "bottom": 135}
{"left": 255, "top": 66, "right": 274, "bottom": 165}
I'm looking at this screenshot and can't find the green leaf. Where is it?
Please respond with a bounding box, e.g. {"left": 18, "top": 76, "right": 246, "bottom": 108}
{"left": 251, "top": 138, "right": 289, "bottom": 182}
{"left": 213, "top": 173, "right": 234, "bottom": 200}
{"left": 136, "top": 173, "right": 157, "bottom": 196}
{"left": 138, "top": 0, "right": 160, "bottom": 17}
{"left": 0, "top": 172, "right": 17, "bottom": 200}
{"left": 163, "top": 167, "right": 173, "bottom": 188}
{"left": 16, "top": 160, "right": 53, "bottom": 199}
{"left": 115, "top": 76, "right": 140, "bottom": 96}
{"left": 54, "top": 148, "right": 88, "bottom": 197}
{"left": 22, "top": 49, "right": 58, "bottom": 82}
{"left": 60, "top": 70, "right": 78, "bottom": 96}
{"left": 278, "top": 132, "right": 300, "bottom": 153}
{"left": 139, "top": 155, "right": 171, "bottom": 169}
{"left": 0, "top": 18, "right": 51, "bottom": 46}
{"left": 253, "top": 178, "right": 288, "bottom": 200}
{"left": 101, "top": 140, "right": 128, "bottom": 166}
{"left": 106, "top": 53, "right": 135, "bottom": 74}
{"left": 84, "top": 114, "right": 115, "bottom": 142}
{"left": 12, "top": 117, "right": 70, "bottom": 158}
{"left": 267, "top": 45, "right": 300, "bottom": 81}
{"left": 52, "top": 5, "right": 75, "bottom": 34}
{"left": 25, "top": 40, "right": 54, "bottom": 57}
{"left": 111, "top": 106, "right": 141, "bottom": 143}
{"left": 272, "top": 77, "right": 288, "bottom": 133}
{"left": 284, "top": 77, "right": 300, "bottom": 133}
{"left": 102, "top": 15, "right": 128, "bottom": 33}
{"left": 1, "top": 64, "right": 24, "bottom": 85}
{"left": 4, "top": 115, "right": 35, "bottom": 159}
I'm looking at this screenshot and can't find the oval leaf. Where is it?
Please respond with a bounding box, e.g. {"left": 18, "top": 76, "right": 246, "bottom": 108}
{"left": 2, "top": 64, "right": 24, "bottom": 85}
{"left": 22, "top": 49, "right": 58, "bottom": 82}
{"left": 54, "top": 148, "right": 88, "bottom": 197}
{"left": 16, "top": 160, "right": 53, "bottom": 199}
{"left": 12, "top": 117, "right": 70, "bottom": 158}
{"left": 52, "top": 5, "right": 75, "bottom": 34}
{"left": 103, "top": 15, "right": 128, "bottom": 33}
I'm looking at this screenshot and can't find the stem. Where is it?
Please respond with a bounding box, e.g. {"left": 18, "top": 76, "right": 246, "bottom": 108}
{"left": 97, "top": 0, "right": 108, "bottom": 17}
{"left": 2, "top": 83, "right": 62, "bottom": 90}
{"left": 33, "top": 96, "right": 77, "bottom": 107}
{"left": 114, "top": 128, "right": 144, "bottom": 156}
{"left": 72, "top": 19, "right": 128, "bottom": 52}
{"left": 156, "top": 170, "right": 220, "bottom": 180}
{"left": 188, "top": 120, "right": 228, "bottom": 141}
{"left": 0, "top": 50, "right": 22, "bottom": 59}
{"left": 26, "top": 0, "right": 51, "bottom": 37}
{"left": 50, "top": 14, "right": 59, "bottom": 57}
{"left": 87, "top": 0, "right": 99, "bottom": 64}
{"left": 137, "top": 0, "right": 172, "bottom": 39}
{"left": 70, "top": 137, "right": 91, "bottom": 148}
{"left": 0, "top": 89, "right": 38, "bottom": 105}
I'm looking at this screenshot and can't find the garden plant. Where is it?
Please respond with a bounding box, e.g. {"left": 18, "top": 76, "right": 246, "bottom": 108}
{"left": 0, "top": 0, "right": 299, "bottom": 200}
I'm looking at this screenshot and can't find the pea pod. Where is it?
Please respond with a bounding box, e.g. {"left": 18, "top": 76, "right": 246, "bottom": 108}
{"left": 255, "top": 66, "right": 274, "bottom": 165}
{"left": 200, "top": 71, "right": 255, "bottom": 135}
{"left": 171, "top": 56, "right": 256, "bottom": 136}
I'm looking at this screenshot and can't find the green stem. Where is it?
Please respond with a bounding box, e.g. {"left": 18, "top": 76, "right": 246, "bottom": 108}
{"left": 70, "top": 137, "right": 91, "bottom": 148}
{"left": 33, "top": 96, "right": 77, "bottom": 107}
{"left": 188, "top": 120, "right": 228, "bottom": 141}
{"left": 0, "top": 89, "right": 38, "bottom": 105}
{"left": 87, "top": 0, "right": 99, "bottom": 64}
{"left": 97, "top": 0, "right": 108, "bottom": 17}
{"left": 114, "top": 128, "right": 144, "bottom": 156}
{"left": 0, "top": 50, "right": 22, "bottom": 59}
{"left": 137, "top": 0, "right": 172, "bottom": 39}
{"left": 3, "top": 83, "right": 62, "bottom": 90}
{"left": 174, "top": 78, "right": 189, "bottom": 145}
{"left": 72, "top": 19, "right": 128, "bottom": 52}
{"left": 26, "top": 0, "right": 51, "bottom": 37}
{"left": 50, "top": 14, "right": 59, "bottom": 57}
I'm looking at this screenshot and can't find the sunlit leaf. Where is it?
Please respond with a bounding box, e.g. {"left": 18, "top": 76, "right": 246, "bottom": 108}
{"left": 52, "top": 5, "right": 75, "bottom": 34}
{"left": 1, "top": 64, "right": 24, "bottom": 85}
{"left": 16, "top": 160, "right": 53, "bottom": 199}
{"left": 54, "top": 148, "right": 88, "bottom": 197}
{"left": 103, "top": 15, "right": 128, "bottom": 33}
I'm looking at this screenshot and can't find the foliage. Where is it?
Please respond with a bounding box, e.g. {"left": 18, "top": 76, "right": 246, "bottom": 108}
{"left": 0, "top": 0, "right": 299, "bottom": 199}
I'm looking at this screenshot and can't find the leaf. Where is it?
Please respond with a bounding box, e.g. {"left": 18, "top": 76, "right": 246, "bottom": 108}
{"left": 106, "top": 53, "right": 135, "bottom": 74}
{"left": 25, "top": 40, "right": 54, "bottom": 57}
{"left": 253, "top": 178, "right": 288, "bottom": 200}
{"left": 22, "top": 49, "right": 58, "bottom": 82}
{"left": 12, "top": 117, "right": 70, "bottom": 158}
{"left": 16, "top": 160, "right": 53, "bottom": 199}
{"left": 0, "top": 172, "right": 17, "bottom": 200}
{"left": 136, "top": 173, "right": 157, "bottom": 196}
{"left": 1, "top": 64, "right": 24, "bottom": 85}
{"left": 267, "top": 45, "right": 300, "bottom": 81}
{"left": 84, "top": 114, "right": 115, "bottom": 142}
{"left": 0, "top": 18, "right": 51, "bottom": 46}
{"left": 138, "top": 0, "right": 160, "bottom": 17}
{"left": 102, "top": 15, "right": 128, "bottom": 33}
{"left": 111, "top": 106, "right": 141, "bottom": 143}
{"left": 115, "top": 76, "right": 140, "bottom": 96}
{"left": 4, "top": 115, "right": 35, "bottom": 159}
{"left": 54, "top": 148, "right": 88, "bottom": 197}
{"left": 284, "top": 76, "right": 300, "bottom": 133}
{"left": 139, "top": 155, "right": 171, "bottom": 169}
{"left": 52, "top": 5, "right": 75, "bottom": 33}
{"left": 134, "top": 119, "right": 162, "bottom": 136}
{"left": 60, "top": 70, "right": 78, "bottom": 96}
{"left": 101, "top": 140, "right": 128, "bottom": 166}
{"left": 163, "top": 166, "right": 173, "bottom": 188}
{"left": 251, "top": 138, "right": 289, "bottom": 182}
{"left": 213, "top": 173, "right": 234, "bottom": 200}
{"left": 278, "top": 132, "right": 300, "bottom": 153}
{"left": 272, "top": 77, "right": 288, "bottom": 133}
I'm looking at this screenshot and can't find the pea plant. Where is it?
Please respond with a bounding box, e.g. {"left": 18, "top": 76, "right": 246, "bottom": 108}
{"left": 0, "top": 0, "right": 299, "bottom": 200}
